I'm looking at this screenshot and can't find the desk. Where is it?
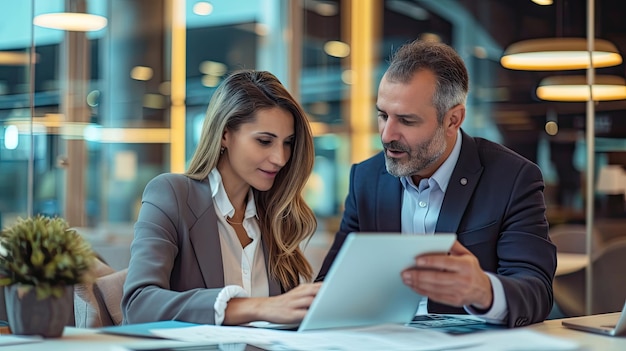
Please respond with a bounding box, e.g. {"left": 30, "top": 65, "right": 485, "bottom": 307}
{"left": 6, "top": 327, "right": 263, "bottom": 351}
{"left": 556, "top": 253, "right": 589, "bottom": 276}
{"left": 8, "top": 328, "right": 171, "bottom": 351}
{"left": 6, "top": 319, "right": 626, "bottom": 351}
{"left": 527, "top": 318, "right": 626, "bottom": 350}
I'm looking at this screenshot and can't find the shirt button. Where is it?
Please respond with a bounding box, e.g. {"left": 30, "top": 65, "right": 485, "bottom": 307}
{"left": 418, "top": 201, "right": 427, "bottom": 208}
{"left": 243, "top": 269, "right": 250, "bottom": 275}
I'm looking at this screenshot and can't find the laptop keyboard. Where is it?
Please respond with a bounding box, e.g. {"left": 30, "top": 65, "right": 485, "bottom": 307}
{"left": 408, "top": 314, "right": 486, "bottom": 328}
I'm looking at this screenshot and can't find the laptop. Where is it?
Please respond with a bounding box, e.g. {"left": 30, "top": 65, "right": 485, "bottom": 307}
{"left": 561, "top": 301, "right": 626, "bottom": 336}
{"left": 249, "top": 232, "right": 456, "bottom": 331}
{"left": 408, "top": 314, "right": 506, "bottom": 334}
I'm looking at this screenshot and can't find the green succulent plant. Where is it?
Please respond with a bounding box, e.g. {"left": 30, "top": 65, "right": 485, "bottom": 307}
{"left": 0, "top": 215, "right": 97, "bottom": 300}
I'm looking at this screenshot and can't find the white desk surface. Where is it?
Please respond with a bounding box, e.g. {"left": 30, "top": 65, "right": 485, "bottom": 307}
{"left": 555, "top": 253, "right": 589, "bottom": 276}
{"left": 528, "top": 318, "right": 626, "bottom": 350}
{"left": 6, "top": 327, "right": 210, "bottom": 351}
{"left": 5, "top": 318, "right": 626, "bottom": 351}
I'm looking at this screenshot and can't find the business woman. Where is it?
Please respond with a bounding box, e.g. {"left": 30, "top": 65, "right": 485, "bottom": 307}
{"left": 122, "top": 70, "right": 320, "bottom": 326}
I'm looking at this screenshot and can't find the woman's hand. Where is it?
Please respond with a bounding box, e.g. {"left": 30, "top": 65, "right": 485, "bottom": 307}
{"left": 257, "top": 282, "right": 322, "bottom": 323}
{"left": 223, "top": 282, "right": 321, "bottom": 325}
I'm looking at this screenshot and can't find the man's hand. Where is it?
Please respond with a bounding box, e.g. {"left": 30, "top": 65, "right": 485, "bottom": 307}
{"left": 401, "top": 240, "right": 493, "bottom": 310}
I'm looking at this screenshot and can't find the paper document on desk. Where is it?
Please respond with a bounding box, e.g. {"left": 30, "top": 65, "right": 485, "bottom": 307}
{"left": 0, "top": 335, "right": 42, "bottom": 346}
{"left": 151, "top": 324, "right": 581, "bottom": 351}
{"left": 150, "top": 323, "right": 479, "bottom": 351}
{"left": 455, "top": 329, "right": 579, "bottom": 350}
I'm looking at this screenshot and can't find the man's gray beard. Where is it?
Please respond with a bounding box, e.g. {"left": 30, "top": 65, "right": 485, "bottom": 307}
{"left": 385, "top": 156, "right": 411, "bottom": 177}
{"left": 383, "top": 129, "right": 446, "bottom": 178}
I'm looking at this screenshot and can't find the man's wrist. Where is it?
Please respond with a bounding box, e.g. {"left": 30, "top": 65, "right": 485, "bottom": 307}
{"left": 472, "top": 275, "right": 494, "bottom": 311}
{"left": 470, "top": 301, "right": 492, "bottom": 314}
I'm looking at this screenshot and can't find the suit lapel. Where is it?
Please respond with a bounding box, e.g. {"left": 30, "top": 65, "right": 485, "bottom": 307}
{"left": 377, "top": 166, "right": 403, "bottom": 232}
{"left": 187, "top": 177, "right": 225, "bottom": 288}
{"left": 430, "top": 132, "right": 483, "bottom": 314}
{"left": 436, "top": 131, "right": 483, "bottom": 233}
{"left": 186, "top": 177, "right": 282, "bottom": 294}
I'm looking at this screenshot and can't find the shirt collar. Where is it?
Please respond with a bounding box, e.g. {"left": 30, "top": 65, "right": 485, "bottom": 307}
{"left": 208, "top": 168, "right": 257, "bottom": 220}
{"left": 400, "top": 129, "right": 462, "bottom": 192}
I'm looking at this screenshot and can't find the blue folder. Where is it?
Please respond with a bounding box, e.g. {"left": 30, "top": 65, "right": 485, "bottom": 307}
{"left": 98, "top": 320, "right": 200, "bottom": 338}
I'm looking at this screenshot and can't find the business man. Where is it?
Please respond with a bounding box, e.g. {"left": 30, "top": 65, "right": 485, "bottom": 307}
{"left": 316, "top": 39, "right": 556, "bottom": 328}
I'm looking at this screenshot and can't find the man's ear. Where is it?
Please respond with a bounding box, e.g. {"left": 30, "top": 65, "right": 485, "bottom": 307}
{"left": 445, "top": 104, "right": 465, "bottom": 134}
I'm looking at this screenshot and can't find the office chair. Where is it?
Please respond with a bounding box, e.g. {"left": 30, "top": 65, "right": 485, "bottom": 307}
{"left": 92, "top": 268, "right": 127, "bottom": 326}
{"left": 549, "top": 224, "right": 601, "bottom": 254}
{"left": 74, "top": 258, "right": 127, "bottom": 327}
{"left": 554, "top": 237, "right": 626, "bottom": 317}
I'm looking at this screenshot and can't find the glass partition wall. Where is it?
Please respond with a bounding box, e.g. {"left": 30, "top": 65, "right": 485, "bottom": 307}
{"left": 1, "top": 0, "right": 626, "bottom": 316}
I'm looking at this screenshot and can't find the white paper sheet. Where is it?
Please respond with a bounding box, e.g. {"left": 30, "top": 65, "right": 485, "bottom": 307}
{"left": 0, "top": 334, "right": 42, "bottom": 346}
{"left": 150, "top": 324, "right": 581, "bottom": 351}
{"left": 150, "top": 323, "right": 479, "bottom": 351}
{"left": 454, "top": 329, "right": 580, "bottom": 351}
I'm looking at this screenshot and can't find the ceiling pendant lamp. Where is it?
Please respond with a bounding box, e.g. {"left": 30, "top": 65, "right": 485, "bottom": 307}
{"left": 34, "top": 12, "right": 107, "bottom": 32}
{"left": 501, "top": 37, "right": 622, "bottom": 70}
{"left": 536, "top": 75, "right": 626, "bottom": 101}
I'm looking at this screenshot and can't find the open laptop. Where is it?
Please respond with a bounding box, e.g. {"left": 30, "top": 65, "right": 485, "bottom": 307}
{"left": 249, "top": 232, "right": 456, "bottom": 331}
{"left": 407, "top": 314, "right": 506, "bottom": 334}
{"left": 561, "top": 301, "right": 626, "bottom": 336}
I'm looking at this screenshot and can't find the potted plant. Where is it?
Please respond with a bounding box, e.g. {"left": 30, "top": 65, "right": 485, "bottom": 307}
{"left": 0, "top": 215, "right": 97, "bottom": 337}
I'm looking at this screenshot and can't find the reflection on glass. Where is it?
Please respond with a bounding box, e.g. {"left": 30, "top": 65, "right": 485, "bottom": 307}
{"left": 0, "top": 3, "right": 624, "bottom": 318}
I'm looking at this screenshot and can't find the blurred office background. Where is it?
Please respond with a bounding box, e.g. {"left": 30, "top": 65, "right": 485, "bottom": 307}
{"left": 1, "top": 0, "right": 625, "bottom": 316}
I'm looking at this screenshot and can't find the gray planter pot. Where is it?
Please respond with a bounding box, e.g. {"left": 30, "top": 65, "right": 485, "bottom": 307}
{"left": 4, "top": 284, "right": 73, "bottom": 338}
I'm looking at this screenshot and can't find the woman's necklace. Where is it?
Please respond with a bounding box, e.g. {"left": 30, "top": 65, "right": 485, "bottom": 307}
{"left": 226, "top": 199, "right": 246, "bottom": 226}
{"left": 226, "top": 216, "right": 244, "bottom": 225}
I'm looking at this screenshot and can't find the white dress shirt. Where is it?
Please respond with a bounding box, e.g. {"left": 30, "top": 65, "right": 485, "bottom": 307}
{"left": 208, "top": 168, "right": 269, "bottom": 325}
{"left": 400, "top": 130, "right": 508, "bottom": 324}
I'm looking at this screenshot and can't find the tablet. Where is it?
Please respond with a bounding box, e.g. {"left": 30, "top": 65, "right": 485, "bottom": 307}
{"left": 297, "top": 232, "right": 457, "bottom": 331}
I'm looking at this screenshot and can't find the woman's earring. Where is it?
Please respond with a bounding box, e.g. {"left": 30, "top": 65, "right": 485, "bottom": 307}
{"left": 220, "top": 147, "right": 225, "bottom": 155}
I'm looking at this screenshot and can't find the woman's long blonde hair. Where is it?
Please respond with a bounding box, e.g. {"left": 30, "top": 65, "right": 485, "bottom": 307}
{"left": 185, "top": 70, "right": 317, "bottom": 290}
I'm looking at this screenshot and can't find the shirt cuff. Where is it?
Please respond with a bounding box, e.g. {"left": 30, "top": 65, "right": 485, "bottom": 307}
{"left": 463, "top": 272, "right": 508, "bottom": 324}
{"left": 214, "top": 285, "right": 250, "bottom": 325}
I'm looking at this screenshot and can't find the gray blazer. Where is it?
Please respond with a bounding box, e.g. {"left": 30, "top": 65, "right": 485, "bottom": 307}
{"left": 121, "top": 173, "right": 283, "bottom": 325}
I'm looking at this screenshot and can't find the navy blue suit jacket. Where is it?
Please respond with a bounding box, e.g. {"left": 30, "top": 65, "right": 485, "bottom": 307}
{"left": 316, "top": 130, "right": 556, "bottom": 328}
